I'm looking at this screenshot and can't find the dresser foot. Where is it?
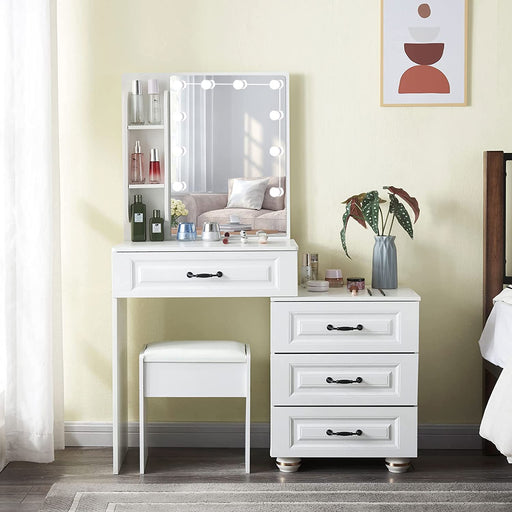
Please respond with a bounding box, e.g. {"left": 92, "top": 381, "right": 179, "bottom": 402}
{"left": 276, "top": 457, "right": 301, "bottom": 472}
{"left": 385, "top": 458, "right": 411, "bottom": 473}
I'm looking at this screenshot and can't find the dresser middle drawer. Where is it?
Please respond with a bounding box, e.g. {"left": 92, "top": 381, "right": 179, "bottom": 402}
{"left": 271, "top": 353, "right": 418, "bottom": 406}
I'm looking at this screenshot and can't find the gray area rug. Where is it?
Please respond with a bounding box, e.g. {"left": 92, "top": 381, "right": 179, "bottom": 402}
{"left": 40, "top": 482, "right": 512, "bottom": 511}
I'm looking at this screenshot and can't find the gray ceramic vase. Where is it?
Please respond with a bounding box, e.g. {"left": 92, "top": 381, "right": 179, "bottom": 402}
{"left": 372, "top": 235, "right": 397, "bottom": 289}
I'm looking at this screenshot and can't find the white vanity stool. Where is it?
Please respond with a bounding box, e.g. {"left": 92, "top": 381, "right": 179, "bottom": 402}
{"left": 139, "top": 340, "right": 251, "bottom": 474}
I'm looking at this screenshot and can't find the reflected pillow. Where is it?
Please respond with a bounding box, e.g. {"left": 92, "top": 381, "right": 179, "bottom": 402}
{"left": 226, "top": 177, "right": 269, "bottom": 210}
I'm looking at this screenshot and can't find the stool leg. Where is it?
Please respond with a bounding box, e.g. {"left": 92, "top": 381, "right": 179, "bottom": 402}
{"left": 139, "top": 356, "right": 147, "bottom": 474}
{"left": 245, "top": 346, "right": 251, "bottom": 473}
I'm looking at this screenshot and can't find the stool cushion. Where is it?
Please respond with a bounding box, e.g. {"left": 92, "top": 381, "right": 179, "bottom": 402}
{"left": 142, "top": 340, "right": 247, "bottom": 363}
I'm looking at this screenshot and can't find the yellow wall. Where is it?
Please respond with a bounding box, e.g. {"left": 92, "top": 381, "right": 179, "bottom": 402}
{"left": 57, "top": 0, "right": 512, "bottom": 424}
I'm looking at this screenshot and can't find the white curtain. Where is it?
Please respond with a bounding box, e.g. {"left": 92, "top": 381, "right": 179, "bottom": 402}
{"left": 0, "top": 0, "right": 63, "bottom": 471}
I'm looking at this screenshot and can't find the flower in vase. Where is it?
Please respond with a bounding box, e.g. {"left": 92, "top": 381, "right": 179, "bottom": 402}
{"left": 170, "top": 198, "right": 188, "bottom": 228}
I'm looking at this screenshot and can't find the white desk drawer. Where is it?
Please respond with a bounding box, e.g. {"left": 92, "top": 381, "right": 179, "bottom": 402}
{"left": 271, "top": 301, "right": 418, "bottom": 353}
{"left": 271, "top": 353, "right": 418, "bottom": 406}
{"left": 270, "top": 406, "right": 417, "bottom": 458}
{"left": 113, "top": 250, "right": 297, "bottom": 297}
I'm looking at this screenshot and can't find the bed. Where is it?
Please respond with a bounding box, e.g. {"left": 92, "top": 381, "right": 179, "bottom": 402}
{"left": 482, "top": 151, "right": 512, "bottom": 456}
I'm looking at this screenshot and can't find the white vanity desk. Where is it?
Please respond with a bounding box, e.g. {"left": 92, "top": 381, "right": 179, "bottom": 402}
{"left": 111, "top": 238, "right": 298, "bottom": 473}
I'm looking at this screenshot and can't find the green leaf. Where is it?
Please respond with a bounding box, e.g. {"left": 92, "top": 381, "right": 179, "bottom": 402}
{"left": 340, "top": 201, "right": 352, "bottom": 258}
{"left": 361, "top": 190, "right": 380, "bottom": 234}
{"left": 390, "top": 194, "right": 414, "bottom": 238}
{"left": 384, "top": 186, "right": 420, "bottom": 223}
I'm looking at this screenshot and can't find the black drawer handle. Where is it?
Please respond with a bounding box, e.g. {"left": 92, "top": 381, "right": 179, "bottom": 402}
{"left": 186, "top": 271, "right": 223, "bottom": 279}
{"left": 326, "top": 377, "right": 363, "bottom": 384}
{"left": 326, "top": 429, "right": 362, "bottom": 437}
{"left": 327, "top": 324, "right": 363, "bottom": 331}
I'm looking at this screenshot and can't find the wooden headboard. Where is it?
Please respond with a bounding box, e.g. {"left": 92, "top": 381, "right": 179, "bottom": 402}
{"left": 483, "top": 150, "right": 511, "bottom": 454}
{"left": 483, "top": 151, "right": 508, "bottom": 319}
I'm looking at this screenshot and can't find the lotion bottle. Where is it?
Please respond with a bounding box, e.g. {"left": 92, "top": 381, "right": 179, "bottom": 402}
{"left": 149, "top": 209, "right": 164, "bottom": 241}
{"left": 129, "top": 79, "right": 144, "bottom": 125}
{"left": 147, "top": 79, "right": 161, "bottom": 125}
{"left": 130, "top": 194, "right": 146, "bottom": 242}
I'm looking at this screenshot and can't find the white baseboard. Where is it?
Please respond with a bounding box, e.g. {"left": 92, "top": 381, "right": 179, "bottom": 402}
{"left": 65, "top": 422, "right": 482, "bottom": 450}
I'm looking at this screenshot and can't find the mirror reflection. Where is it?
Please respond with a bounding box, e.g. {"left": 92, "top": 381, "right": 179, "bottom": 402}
{"left": 169, "top": 73, "right": 289, "bottom": 235}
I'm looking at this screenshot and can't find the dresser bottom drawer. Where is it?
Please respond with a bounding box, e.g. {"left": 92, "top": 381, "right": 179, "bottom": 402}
{"left": 271, "top": 406, "right": 417, "bottom": 458}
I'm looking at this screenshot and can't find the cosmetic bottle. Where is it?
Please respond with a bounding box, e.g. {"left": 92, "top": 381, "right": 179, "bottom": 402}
{"left": 149, "top": 148, "right": 161, "bottom": 184}
{"left": 310, "top": 253, "right": 319, "bottom": 280}
{"left": 147, "top": 79, "right": 161, "bottom": 125}
{"left": 300, "top": 253, "right": 319, "bottom": 287}
{"left": 149, "top": 209, "right": 164, "bottom": 241}
{"left": 129, "top": 79, "right": 144, "bottom": 125}
{"left": 130, "top": 194, "right": 146, "bottom": 242}
{"left": 130, "top": 140, "right": 145, "bottom": 184}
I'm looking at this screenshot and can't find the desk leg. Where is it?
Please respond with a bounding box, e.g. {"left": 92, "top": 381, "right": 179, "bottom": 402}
{"left": 113, "top": 297, "right": 127, "bottom": 474}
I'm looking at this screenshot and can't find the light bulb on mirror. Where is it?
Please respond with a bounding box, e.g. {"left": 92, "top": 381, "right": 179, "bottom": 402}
{"left": 170, "top": 77, "right": 186, "bottom": 91}
{"left": 172, "top": 181, "right": 187, "bottom": 192}
{"left": 172, "top": 111, "right": 187, "bottom": 122}
{"left": 269, "top": 110, "right": 284, "bottom": 121}
{"left": 269, "top": 186, "right": 284, "bottom": 198}
{"left": 269, "top": 79, "right": 284, "bottom": 90}
{"left": 232, "top": 79, "right": 248, "bottom": 90}
{"left": 269, "top": 145, "right": 283, "bottom": 157}
{"left": 201, "top": 79, "right": 215, "bottom": 90}
{"left": 172, "top": 146, "right": 187, "bottom": 157}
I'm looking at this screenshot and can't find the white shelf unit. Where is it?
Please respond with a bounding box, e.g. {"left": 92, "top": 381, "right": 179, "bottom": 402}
{"left": 122, "top": 73, "right": 171, "bottom": 241}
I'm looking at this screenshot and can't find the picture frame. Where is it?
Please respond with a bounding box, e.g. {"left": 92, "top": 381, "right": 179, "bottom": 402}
{"left": 381, "top": 0, "right": 468, "bottom": 106}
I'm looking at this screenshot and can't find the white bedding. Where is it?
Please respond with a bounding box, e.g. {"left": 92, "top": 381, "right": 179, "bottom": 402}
{"left": 478, "top": 288, "right": 512, "bottom": 461}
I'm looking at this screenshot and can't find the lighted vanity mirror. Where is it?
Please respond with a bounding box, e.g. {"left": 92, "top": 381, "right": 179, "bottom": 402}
{"left": 169, "top": 73, "right": 289, "bottom": 237}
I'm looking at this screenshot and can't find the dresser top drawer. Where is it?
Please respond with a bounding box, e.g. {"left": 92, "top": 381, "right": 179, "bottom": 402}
{"left": 271, "top": 301, "right": 418, "bottom": 353}
{"left": 113, "top": 250, "right": 297, "bottom": 298}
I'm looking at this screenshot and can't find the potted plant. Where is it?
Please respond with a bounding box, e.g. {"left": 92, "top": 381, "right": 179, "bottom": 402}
{"left": 340, "top": 186, "right": 420, "bottom": 289}
{"left": 170, "top": 198, "right": 189, "bottom": 236}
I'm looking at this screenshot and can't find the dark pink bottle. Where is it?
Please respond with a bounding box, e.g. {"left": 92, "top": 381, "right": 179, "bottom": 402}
{"left": 149, "top": 148, "right": 161, "bottom": 184}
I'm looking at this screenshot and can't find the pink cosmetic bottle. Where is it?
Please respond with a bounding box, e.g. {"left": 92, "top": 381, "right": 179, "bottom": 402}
{"left": 149, "top": 148, "right": 161, "bottom": 184}
{"left": 130, "top": 140, "right": 145, "bottom": 184}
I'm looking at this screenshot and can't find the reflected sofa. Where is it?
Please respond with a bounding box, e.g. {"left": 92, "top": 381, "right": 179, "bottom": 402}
{"left": 181, "top": 177, "right": 286, "bottom": 232}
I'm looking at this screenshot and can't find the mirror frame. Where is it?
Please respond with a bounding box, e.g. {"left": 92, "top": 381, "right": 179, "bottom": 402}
{"left": 168, "top": 72, "right": 290, "bottom": 238}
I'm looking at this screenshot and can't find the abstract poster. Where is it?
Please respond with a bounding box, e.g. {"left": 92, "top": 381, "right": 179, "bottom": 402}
{"left": 381, "top": 0, "right": 467, "bottom": 106}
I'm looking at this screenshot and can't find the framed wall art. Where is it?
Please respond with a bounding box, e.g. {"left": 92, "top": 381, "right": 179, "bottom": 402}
{"left": 381, "top": 0, "right": 468, "bottom": 106}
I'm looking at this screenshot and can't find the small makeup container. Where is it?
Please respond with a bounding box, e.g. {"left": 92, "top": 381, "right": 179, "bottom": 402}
{"left": 307, "top": 280, "right": 329, "bottom": 292}
{"left": 347, "top": 277, "right": 365, "bottom": 291}
{"left": 202, "top": 222, "right": 221, "bottom": 241}
{"left": 258, "top": 231, "right": 268, "bottom": 244}
{"left": 177, "top": 222, "right": 197, "bottom": 241}
{"left": 325, "top": 269, "right": 343, "bottom": 287}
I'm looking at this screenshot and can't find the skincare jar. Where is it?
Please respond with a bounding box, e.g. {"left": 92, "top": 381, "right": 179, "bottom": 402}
{"left": 177, "top": 222, "right": 197, "bottom": 241}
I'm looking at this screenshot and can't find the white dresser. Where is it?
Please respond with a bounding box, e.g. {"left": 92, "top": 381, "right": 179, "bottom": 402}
{"left": 270, "top": 287, "right": 420, "bottom": 473}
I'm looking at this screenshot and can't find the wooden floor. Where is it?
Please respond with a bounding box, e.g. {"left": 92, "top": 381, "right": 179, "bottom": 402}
{"left": 0, "top": 447, "right": 511, "bottom": 511}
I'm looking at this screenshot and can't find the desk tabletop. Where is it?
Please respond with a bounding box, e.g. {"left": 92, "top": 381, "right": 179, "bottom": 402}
{"left": 272, "top": 287, "right": 420, "bottom": 302}
{"left": 113, "top": 238, "right": 298, "bottom": 253}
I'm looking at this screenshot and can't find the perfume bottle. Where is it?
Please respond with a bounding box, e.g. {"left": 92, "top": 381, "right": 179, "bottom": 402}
{"left": 149, "top": 209, "right": 164, "bottom": 241}
{"left": 300, "top": 253, "right": 319, "bottom": 287}
{"left": 129, "top": 79, "right": 144, "bottom": 125}
{"left": 130, "top": 194, "right": 146, "bottom": 242}
{"left": 149, "top": 148, "right": 161, "bottom": 184}
{"left": 147, "top": 79, "right": 161, "bottom": 125}
{"left": 130, "top": 140, "right": 145, "bottom": 184}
